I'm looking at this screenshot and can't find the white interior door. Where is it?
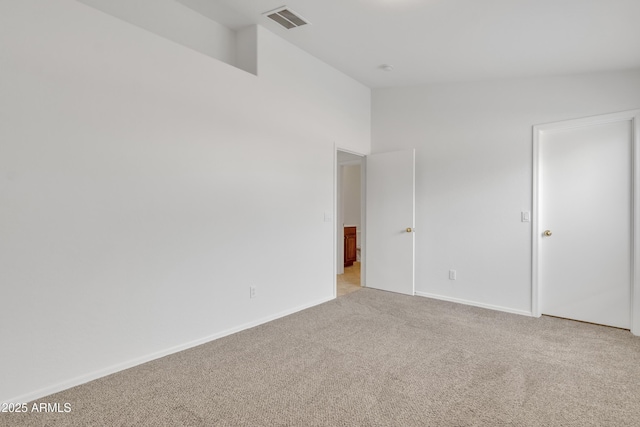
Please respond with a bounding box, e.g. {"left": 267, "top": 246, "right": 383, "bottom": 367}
{"left": 365, "top": 149, "right": 415, "bottom": 295}
{"left": 538, "top": 119, "right": 632, "bottom": 329}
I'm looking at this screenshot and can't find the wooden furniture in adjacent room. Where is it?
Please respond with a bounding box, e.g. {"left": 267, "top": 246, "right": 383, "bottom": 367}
{"left": 344, "top": 226, "right": 357, "bottom": 267}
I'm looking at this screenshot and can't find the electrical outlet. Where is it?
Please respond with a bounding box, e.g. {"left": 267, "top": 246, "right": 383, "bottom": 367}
{"left": 249, "top": 286, "right": 256, "bottom": 299}
{"left": 449, "top": 270, "right": 457, "bottom": 280}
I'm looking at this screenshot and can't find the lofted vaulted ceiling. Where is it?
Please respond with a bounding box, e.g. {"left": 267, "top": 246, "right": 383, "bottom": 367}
{"left": 178, "top": 0, "right": 640, "bottom": 88}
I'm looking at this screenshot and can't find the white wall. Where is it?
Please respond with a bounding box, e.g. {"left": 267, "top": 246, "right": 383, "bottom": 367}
{"left": 257, "top": 27, "right": 371, "bottom": 154}
{"left": 236, "top": 25, "right": 258, "bottom": 75}
{"left": 79, "top": 0, "right": 237, "bottom": 66}
{"left": 372, "top": 69, "right": 640, "bottom": 314}
{"left": 0, "top": 0, "right": 370, "bottom": 402}
{"left": 342, "top": 165, "right": 361, "bottom": 227}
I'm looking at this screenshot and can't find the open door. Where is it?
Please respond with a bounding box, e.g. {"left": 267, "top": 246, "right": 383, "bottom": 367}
{"left": 365, "top": 149, "right": 415, "bottom": 295}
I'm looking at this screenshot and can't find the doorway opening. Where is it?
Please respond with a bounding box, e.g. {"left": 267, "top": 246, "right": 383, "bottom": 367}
{"left": 336, "top": 149, "right": 365, "bottom": 297}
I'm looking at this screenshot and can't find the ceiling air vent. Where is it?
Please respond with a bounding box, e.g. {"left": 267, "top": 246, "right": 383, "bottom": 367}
{"left": 264, "top": 6, "right": 309, "bottom": 29}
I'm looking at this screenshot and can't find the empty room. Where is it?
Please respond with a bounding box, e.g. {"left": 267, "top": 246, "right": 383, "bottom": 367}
{"left": 2, "top": 0, "right": 640, "bottom": 425}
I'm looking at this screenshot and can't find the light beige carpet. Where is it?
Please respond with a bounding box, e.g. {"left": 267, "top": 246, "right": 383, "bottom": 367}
{"left": 4, "top": 288, "right": 640, "bottom": 426}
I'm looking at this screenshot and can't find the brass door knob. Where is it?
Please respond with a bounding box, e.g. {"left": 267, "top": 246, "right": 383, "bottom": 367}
{"left": 544, "top": 230, "right": 552, "bottom": 236}
{"left": 406, "top": 227, "right": 413, "bottom": 233}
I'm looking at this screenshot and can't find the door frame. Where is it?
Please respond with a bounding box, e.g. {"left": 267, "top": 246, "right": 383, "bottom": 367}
{"left": 532, "top": 109, "right": 640, "bottom": 334}
{"left": 334, "top": 146, "right": 366, "bottom": 298}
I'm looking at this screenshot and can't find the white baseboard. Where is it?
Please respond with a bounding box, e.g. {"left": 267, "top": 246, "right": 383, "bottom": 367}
{"left": 414, "top": 291, "right": 533, "bottom": 317}
{"left": 6, "top": 295, "right": 334, "bottom": 404}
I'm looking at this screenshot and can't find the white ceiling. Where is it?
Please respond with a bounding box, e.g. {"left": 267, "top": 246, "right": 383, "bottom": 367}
{"left": 178, "top": 0, "right": 640, "bottom": 88}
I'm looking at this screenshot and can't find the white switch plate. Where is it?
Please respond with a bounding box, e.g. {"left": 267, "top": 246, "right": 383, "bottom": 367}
{"left": 449, "top": 270, "right": 457, "bottom": 280}
{"left": 521, "top": 211, "right": 531, "bottom": 222}
{"left": 249, "top": 286, "right": 256, "bottom": 299}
